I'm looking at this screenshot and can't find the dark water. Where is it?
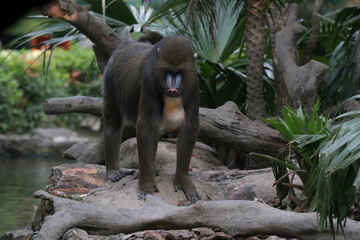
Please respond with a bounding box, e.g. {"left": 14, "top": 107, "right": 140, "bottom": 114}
{"left": 0, "top": 155, "right": 73, "bottom": 235}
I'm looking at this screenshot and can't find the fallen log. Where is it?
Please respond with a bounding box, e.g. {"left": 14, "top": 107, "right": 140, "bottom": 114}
{"left": 44, "top": 96, "right": 103, "bottom": 116}
{"left": 33, "top": 190, "right": 360, "bottom": 240}
{"left": 198, "top": 101, "right": 284, "bottom": 156}
{"left": 43, "top": 96, "right": 285, "bottom": 157}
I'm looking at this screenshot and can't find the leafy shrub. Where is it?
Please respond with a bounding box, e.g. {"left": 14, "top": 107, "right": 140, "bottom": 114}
{"left": 0, "top": 46, "right": 101, "bottom": 133}
{"left": 252, "top": 100, "right": 360, "bottom": 236}
{"left": 252, "top": 101, "right": 332, "bottom": 210}
{"left": 317, "top": 109, "right": 360, "bottom": 235}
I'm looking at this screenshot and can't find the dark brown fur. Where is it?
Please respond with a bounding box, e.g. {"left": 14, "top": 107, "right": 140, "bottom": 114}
{"left": 102, "top": 35, "right": 200, "bottom": 203}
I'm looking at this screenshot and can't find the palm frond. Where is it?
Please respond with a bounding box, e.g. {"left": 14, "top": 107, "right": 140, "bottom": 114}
{"left": 317, "top": 112, "right": 360, "bottom": 233}
{"left": 320, "top": 4, "right": 360, "bottom": 108}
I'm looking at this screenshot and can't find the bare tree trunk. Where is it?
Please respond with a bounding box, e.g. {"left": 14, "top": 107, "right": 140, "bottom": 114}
{"left": 267, "top": 3, "right": 328, "bottom": 112}
{"left": 302, "top": 0, "right": 326, "bottom": 64}
{"left": 244, "top": 0, "right": 266, "bottom": 120}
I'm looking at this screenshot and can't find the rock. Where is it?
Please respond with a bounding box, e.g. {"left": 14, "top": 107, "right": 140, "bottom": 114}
{"left": 83, "top": 173, "right": 224, "bottom": 209}
{"left": 0, "top": 128, "right": 86, "bottom": 156}
{"left": 67, "top": 138, "right": 228, "bottom": 172}
{"left": 119, "top": 138, "right": 228, "bottom": 174}
{"left": 190, "top": 168, "right": 277, "bottom": 203}
{"left": 62, "top": 228, "right": 233, "bottom": 240}
{"left": 46, "top": 163, "right": 107, "bottom": 198}
{"left": 41, "top": 163, "right": 276, "bottom": 208}
{"left": 245, "top": 236, "right": 296, "bottom": 240}
{"left": 80, "top": 116, "right": 102, "bottom": 131}
{"left": 0, "top": 226, "right": 32, "bottom": 240}
{"left": 64, "top": 142, "right": 104, "bottom": 164}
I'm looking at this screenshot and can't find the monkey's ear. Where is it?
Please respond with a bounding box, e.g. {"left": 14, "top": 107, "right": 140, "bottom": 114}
{"left": 157, "top": 47, "right": 161, "bottom": 54}
{"left": 194, "top": 53, "right": 198, "bottom": 58}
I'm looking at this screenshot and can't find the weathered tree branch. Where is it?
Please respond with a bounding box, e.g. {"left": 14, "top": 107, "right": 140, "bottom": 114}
{"left": 33, "top": 190, "right": 360, "bottom": 240}
{"left": 41, "top": 0, "right": 121, "bottom": 69}
{"left": 44, "top": 96, "right": 103, "bottom": 116}
{"left": 267, "top": 3, "right": 329, "bottom": 111}
{"left": 302, "top": 0, "right": 326, "bottom": 64}
{"left": 43, "top": 96, "right": 285, "bottom": 156}
{"left": 198, "top": 101, "right": 284, "bottom": 156}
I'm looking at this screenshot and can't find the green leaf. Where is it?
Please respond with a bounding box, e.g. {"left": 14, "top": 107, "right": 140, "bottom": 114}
{"left": 250, "top": 153, "right": 299, "bottom": 171}
{"left": 84, "top": 0, "right": 136, "bottom": 25}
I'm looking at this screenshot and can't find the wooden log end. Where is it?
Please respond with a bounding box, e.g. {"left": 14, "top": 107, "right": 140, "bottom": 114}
{"left": 41, "top": 0, "right": 78, "bottom": 22}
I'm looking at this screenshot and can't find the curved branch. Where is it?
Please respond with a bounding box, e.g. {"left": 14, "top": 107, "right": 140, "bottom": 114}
{"left": 41, "top": 0, "right": 121, "bottom": 59}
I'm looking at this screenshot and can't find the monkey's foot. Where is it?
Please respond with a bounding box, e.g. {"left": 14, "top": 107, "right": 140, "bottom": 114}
{"left": 137, "top": 182, "right": 159, "bottom": 200}
{"left": 107, "top": 169, "right": 135, "bottom": 182}
{"left": 174, "top": 176, "right": 201, "bottom": 204}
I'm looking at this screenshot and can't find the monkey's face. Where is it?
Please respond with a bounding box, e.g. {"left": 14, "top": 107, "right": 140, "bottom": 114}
{"left": 164, "top": 69, "right": 183, "bottom": 98}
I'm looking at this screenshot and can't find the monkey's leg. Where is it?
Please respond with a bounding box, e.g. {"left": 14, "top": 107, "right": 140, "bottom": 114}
{"left": 104, "top": 117, "right": 134, "bottom": 181}
{"left": 174, "top": 120, "right": 201, "bottom": 203}
{"left": 136, "top": 119, "right": 160, "bottom": 200}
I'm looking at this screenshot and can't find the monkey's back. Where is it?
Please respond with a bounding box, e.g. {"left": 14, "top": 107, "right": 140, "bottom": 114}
{"left": 103, "top": 40, "right": 152, "bottom": 124}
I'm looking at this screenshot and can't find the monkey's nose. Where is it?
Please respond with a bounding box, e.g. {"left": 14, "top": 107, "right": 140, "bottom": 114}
{"left": 167, "top": 88, "right": 179, "bottom": 97}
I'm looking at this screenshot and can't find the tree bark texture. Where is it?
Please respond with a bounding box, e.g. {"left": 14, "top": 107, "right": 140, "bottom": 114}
{"left": 44, "top": 96, "right": 103, "bottom": 116}
{"left": 32, "top": 190, "right": 360, "bottom": 240}
{"left": 244, "top": 0, "right": 266, "bottom": 120}
{"left": 302, "top": 0, "right": 326, "bottom": 64}
{"left": 43, "top": 97, "right": 286, "bottom": 157}
{"left": 267, "top": 3, "right": 329, "bottom": 112}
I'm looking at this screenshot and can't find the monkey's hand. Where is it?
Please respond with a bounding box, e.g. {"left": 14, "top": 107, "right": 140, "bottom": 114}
{"left": 107, "top": 169, "right": 135, "bottom": 182}
{"left": 174, "top": 175, "right": 200, "bottom": 204}
{"left": 137, "top": 181, "right": 159, "bottom": 200}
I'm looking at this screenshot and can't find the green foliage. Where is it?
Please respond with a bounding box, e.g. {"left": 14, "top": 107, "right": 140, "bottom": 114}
{"left": 252, "top": 100, "right": 360, "bottom": 236}
{"left": 0, "top": 46, "right": 101, "bottom": 133}
{"left": 299, "top": 3, "right": 360, "bottom": 109}
{"left": 322, "top": 34, "right": 360, "bottom": 108}
{"left": 0, "top": 73, "right": 24, "bottom": 132}
{"left": 186, "top": 1, "right": 248, "bottom": 109}
{"left": 253, "top": 101, "right": 332, "bottom": 209}
{"left": 317, "top": 108, "right": 360, "bottom": 235}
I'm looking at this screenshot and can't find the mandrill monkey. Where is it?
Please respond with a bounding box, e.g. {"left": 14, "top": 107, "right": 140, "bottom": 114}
{"left": 102, "top": 33, "right": 200, "bottom": 203}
